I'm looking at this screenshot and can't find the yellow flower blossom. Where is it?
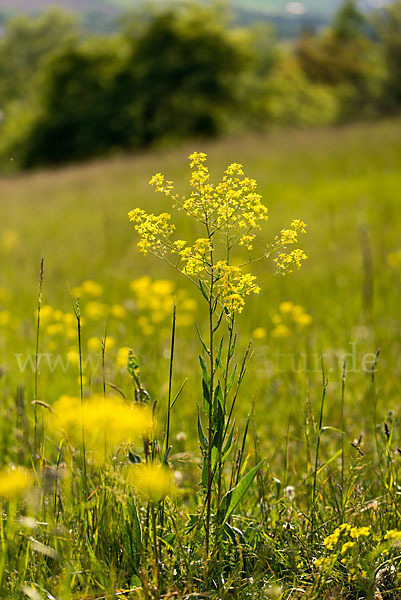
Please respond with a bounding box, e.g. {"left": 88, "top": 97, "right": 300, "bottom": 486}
{"left": 85, "top": 301, "right": 108, "bottom": 320}
{"left": 111, "top": 304, "right": 126, "bottom": 319}
{"left": 87, "top": 337, "right": 101, "bottom": 352}
{"left": 129, "top": 153, "right": 307, "bottom": 317}
{"left": 128, "top": 209, "right": 175, "bottom": 256}
{"left": 73, "top": 280, "right": 103, "bottom": 297}
{"left": 63, "top": 313, "right": 75, "bottom": 326}
{"left": 127, "top": 464, "right": 175, "bottom": 502}
{"left": 271, "top": 324, "right": 291, "bottom": 338}
{"left": 253, "top": 327, "right": 267, "bottom": 340}
{"left": 341, "top": 541, "right": 356, "bottom": 553}
{"left": 67, "top": 348, "right": 79, "bottom": 365}
{"left": 0, "top": 310, "right": 11, "bottom": 326}
{"left": 46, "top": 323, "right": 63, "bottom": 336}
{"left": 116, "top": 346, "right": 131, "bottom": 369}
{"left": 384, "top": 529, "right": 401, "bottom": 541}
{"left": 272, "top": 302, "right": 312, "bottom": 337}
{"left": 49, "top": 395, "right": 152, "bottom": 461}
{"left": 1, "top": 230, "right": 19, "bottom": 251}
{"left": 0, "top": 466, "right": 33, "bottom": 499}
{"left": 214, "top": 262, "right": 260, "bottom": 314}
{"left": 350, "top": 526, "right": 371, "bottom": 538}
{"left": 387, "top": 249, "right": 401, "bottom": 267}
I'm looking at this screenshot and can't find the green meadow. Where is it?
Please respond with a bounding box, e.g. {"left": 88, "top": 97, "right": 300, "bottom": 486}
{"left": 1, "top": 118, "right": 401, "bottom": 598}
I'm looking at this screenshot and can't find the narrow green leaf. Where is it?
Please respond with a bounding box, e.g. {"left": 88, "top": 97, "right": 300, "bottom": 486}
{"left": 218, "top": 459, "right": 264, "bottom": 524}
{"left": 197, "top": 407, "right": 208, "bottom": 452}
{"left": 195, "top": 323, "right": 210, "bottom": 356}
{"left": 199, "top": 355, "right": 210, "bottom": 386}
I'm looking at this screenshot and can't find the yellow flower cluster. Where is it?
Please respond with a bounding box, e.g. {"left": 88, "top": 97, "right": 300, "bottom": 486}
{"left": 126, "top": 464, "right": 175, "bottom": 502}
{"left": 273, "top": 220, "right": 308, "bottom": 274}
{"left": 49, "top": 395, "right": 152, "bottom": 462}
{"left": 128, "top": 209, "right": 175, "bottom": 256}
{"left": 130, "top": 276, "right": 196, "bottom": 334}
{"left": 177, "top": 238, "right": 212, "bottom": 276}
{"left": 384, "top": 529, "right": 401, "bottom": 541}
{"left": 314, "top": 556, "right": 333, "bottom": 569}
{"left": 1, "top": 229, "right": 19, "bottom": 252}
{"left": 214, "top": 262, "right": 260, "bottom": 314}
{"left": 39, "top": 305, "right": 76, "bottom": 339}
{"left": 0, "top": 310, "right": 11, "bottom": 327}
{"left": 0, "top": 466, "right": 33, "bottom": 499}
{"left": 129, "top": 152, "right": 307, "bottom": 315}
{"left": 323, "top": 523, "right": 371, "bottom": 551}
{"left": 387, "top": 249, "right": 401, "bottom": 267}
{"left": 72, "top": 280, "right": 103, "bottom": 298}
{"left": 271, "top": 301, "right": 312, "bottom": 338}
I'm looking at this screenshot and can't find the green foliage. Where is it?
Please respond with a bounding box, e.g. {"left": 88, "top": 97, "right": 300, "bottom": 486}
{"left": 3, "top": 4, "right": 245, "bottom": 168}
{"left": 1, "top": 119, "right": 401, "bottom": 597}
{"left": 0, "top": 1, "right": 400, "bottom": 170}
{"left": 374, "top": 1, "right": 401, "bottom": 109}
{"left": 0, "top": 9, "right": 78, "bottom": 104}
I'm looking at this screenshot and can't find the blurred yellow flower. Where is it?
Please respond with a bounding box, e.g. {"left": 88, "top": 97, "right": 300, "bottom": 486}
{"left": 253, "top": 327, "right": 267, "bottom": 340}
{"left": 116, "top": 346, "right": 131, "bottom": 369}
{"left": 271, "top": 324, "right": 291, "bottom": 338}
{"left": 46, "top": 323, "right": 64, "bottom": 336}
{"left": 151, "top": 279, "right": 175, "bottom": 296}
{"left": 127, "top": 464, "right": 175, "bottom": 502}
{"left": 73, "top": 280, "right": 104, "bottom": 297}
{"left": 1, "top": 230, "right": 19, "bottom": 252}
{"left": 85, "top": 301, "right": 108, "bottom": 320}
{"left": 67, "top": 348, "right": 79, "bottom": 365}
{"left": 279, "top": 301, "right": 294, "bottom": 314}
{"left": 272, "top": 302, "right": 312, "bottom": 337}
{"left": 66, "top": 327, "right": 76, "bottom": 339}
{"left": 63, "top": 313, "right": 75, "bottom": 326}
{"left": 387, "top": 249, "right": 401, "bottom": 267}
{"left": 104, "top": 336, "right": 116, "bottom": 349}
{"left": 40, "top": 305, "right": 54, "bottom": 323}
{"left": 87, "top": 337, "right": 101, "bottom": 352}
{"left": 49, "top": 395, "right": 152, "bottom": 461}
{"left": 0, "top": 466, "right": 33, "bottom": 499}
{"left": 111, "top": 304, "right": 126, "bottom": 319}
{"left": 0, "top": 310, "right": 11, "bottom": 326}
{"left": 385, "top": 529, "right": 401, "bottom": 541}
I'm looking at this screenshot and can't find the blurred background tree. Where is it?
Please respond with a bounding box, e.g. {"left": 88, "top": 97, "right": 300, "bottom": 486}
{"left": 0, "top": 0, "right": 399, "bottom": 171}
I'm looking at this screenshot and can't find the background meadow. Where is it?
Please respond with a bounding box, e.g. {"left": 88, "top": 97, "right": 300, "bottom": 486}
{"left": 1, "top": 1, "right": 401, "bottom": 598}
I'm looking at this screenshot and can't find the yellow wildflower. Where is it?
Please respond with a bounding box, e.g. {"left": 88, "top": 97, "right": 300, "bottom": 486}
{"left": 85, "top": 301, "right": 108, "bottom": 320}
{"left": 350, "top": 526, "right": 371, "bottom": 538}
{"left": 116, "top": 346, "right": 131, "bottom": 369}
{"left": 73, "top": 280, "right": 103, "bottom": 297}
{"left": 387, "top": 249, "right": 401, "bottom": 267}
{"left": 87, "top": 337, "right": 101, "bottom": 352}
{"left": 341, "top": 541, "right": 356, "bottom": 553}
{"left": 0, "top": 310, "right": 11, "bottom": 326}
{"left": 49, "top": 395, "right": 152, "bottom": 461}
{"left": 127, "top": 464, "right": 175, "bottom": 502}
{"left": 111, "top": 304, "right": 126, "bottom": 319}
{"left": 46, "top": 323, "right": 63, "bottom": 336}
{"left": 271, "top": 324, "right": 291, "bottom": 338}
{"left": 0, "top": 466, "right": 32, "bottom": 499}
{"left": 128, "top": 209, "right": 175, "bottom": 256}
{"left": 253, "top": 327, "right": 267, "bottom": 340}
{"left": 384, "top": 529, "right": 401, "bottom": 541}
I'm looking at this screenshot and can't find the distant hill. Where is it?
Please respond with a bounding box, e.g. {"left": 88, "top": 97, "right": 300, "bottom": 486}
{"left": 0, "top": 0, "right": 391, "bottom": 37}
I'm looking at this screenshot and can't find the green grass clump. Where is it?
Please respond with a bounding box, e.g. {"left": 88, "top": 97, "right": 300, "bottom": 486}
{"left": 0, "top": 119, "right": 401, "bottom": 598}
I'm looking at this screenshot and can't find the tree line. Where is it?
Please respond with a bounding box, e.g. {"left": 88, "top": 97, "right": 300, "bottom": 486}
{"left": 0, "top": 1, "right": 400, "bottom": 170}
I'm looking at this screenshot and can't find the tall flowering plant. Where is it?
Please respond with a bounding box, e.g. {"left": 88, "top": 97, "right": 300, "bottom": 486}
{"left": 129, "top": 152, "right": 307, "bottom": 577}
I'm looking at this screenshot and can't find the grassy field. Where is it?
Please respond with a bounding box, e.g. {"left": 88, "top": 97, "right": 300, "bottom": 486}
{"left": 1, "top": 118, "right": 401, "bottom": 598}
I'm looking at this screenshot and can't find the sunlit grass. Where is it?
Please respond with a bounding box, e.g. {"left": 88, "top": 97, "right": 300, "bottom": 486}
{"left": 0, "top": 118, "right": 401, "bottom": 598}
